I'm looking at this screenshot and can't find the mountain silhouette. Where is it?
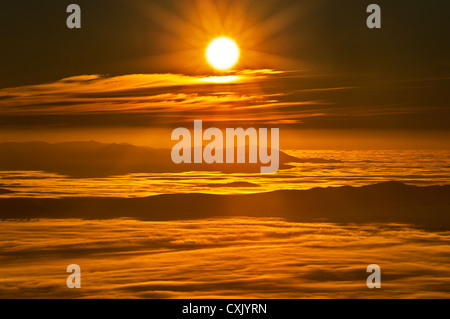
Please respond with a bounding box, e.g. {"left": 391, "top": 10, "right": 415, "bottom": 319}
{"left": 0, "top": 141, "right": 340, "bottom": 177}
{"left": 1, "top": 182, "right": 448, "bottom": 230}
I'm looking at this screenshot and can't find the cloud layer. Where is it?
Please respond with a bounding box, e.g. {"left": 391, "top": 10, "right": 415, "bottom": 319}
{"left": 1, "top": 69, "right": 448, "bottom": 131}
{"left": 0, "top": 70, "right": 329, "bottom": 127}
{"left": 0, "top": 218, "right": 449, "bottom": 298}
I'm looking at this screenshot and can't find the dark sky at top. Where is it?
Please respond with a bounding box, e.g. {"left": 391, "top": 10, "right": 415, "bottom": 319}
{"left": 1, "top": 0, "right": 449, "bottom": 86}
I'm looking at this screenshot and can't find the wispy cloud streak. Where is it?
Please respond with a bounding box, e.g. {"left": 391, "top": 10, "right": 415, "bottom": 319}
{"left": 0, "top": 70, "right": 341, "bottom": 126}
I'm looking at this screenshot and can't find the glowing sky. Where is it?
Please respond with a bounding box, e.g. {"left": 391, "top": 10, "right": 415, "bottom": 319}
{"left": 0, "top": 0, "right": 449, "bottom": 149}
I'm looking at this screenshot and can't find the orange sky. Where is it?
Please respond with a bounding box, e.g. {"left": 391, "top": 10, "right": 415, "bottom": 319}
{"left": 0, "top": 0, "right": 449, "bottom": 149}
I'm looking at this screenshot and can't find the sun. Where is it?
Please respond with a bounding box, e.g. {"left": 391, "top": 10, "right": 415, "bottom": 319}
{"left": 206, "top": 37, "right": 240, "bottom": 71}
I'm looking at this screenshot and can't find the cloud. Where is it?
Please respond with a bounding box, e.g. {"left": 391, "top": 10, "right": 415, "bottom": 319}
{"left": 0, "top": 218, "right": 449, "bottom": 298}
{"left": 0, "top": 70, "right": 334, "bottom": 127}
{"left": 1, "top": 69, "right": 448, "bottom": 130}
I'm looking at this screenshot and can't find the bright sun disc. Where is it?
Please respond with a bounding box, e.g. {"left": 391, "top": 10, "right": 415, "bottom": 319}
{"left": 206, "top": 37, "right": 240, "bottom": 71}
